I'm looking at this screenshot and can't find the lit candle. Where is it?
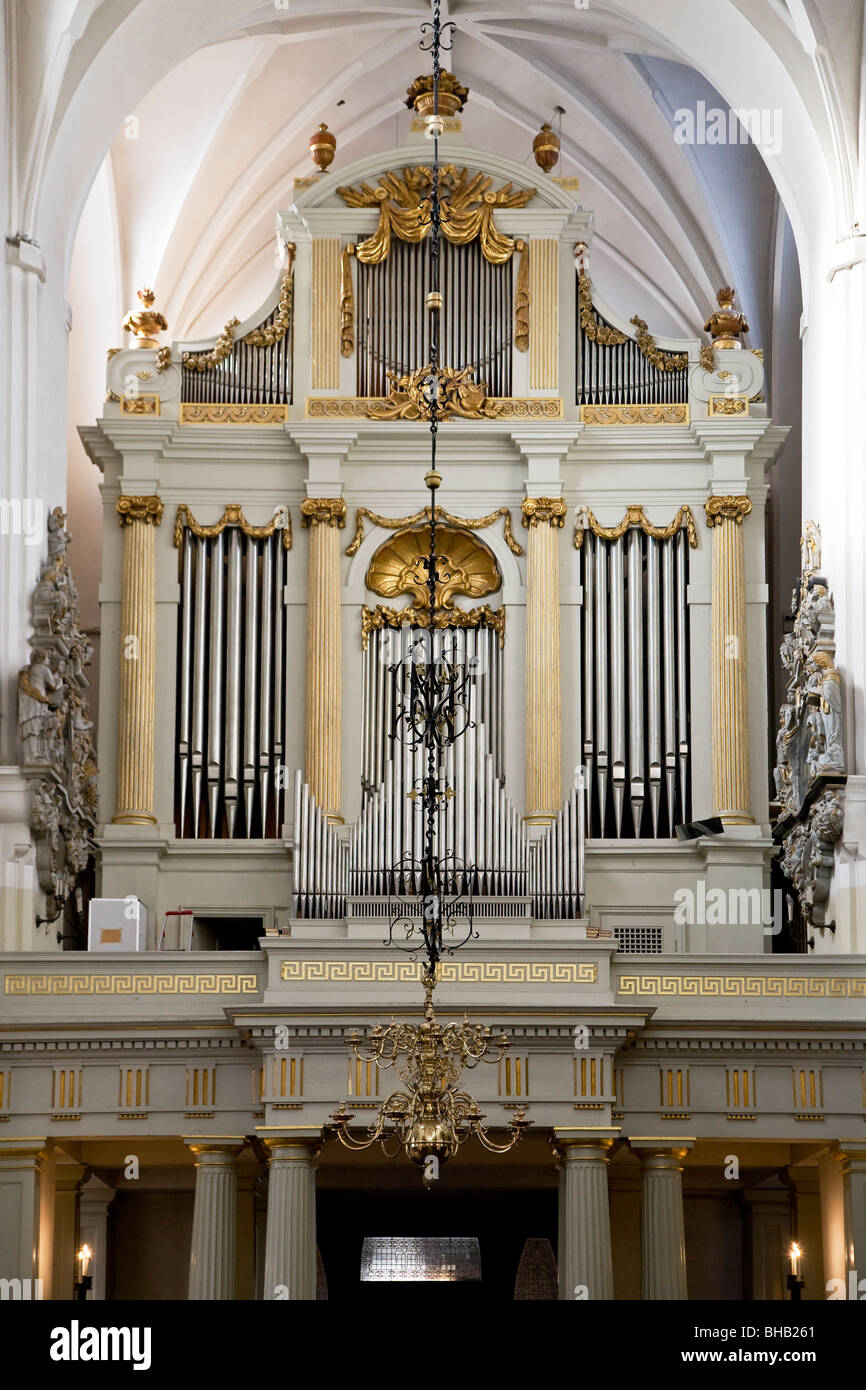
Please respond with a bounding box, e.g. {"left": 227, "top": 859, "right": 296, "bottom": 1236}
{"left": 77, "top": 1244, "right": 92, "bottom": 1278}
{"left": 789, "top": 1242, "right": 802, "bottom": 1279}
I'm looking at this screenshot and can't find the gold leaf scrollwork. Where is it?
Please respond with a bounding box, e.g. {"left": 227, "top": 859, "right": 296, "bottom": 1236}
{"left": 346, "top": 505, "right": 523, "bottom": 558}
{"left": 573, "top": 504, "right": 699, "bottom": 550}
{"left": 521, "top": 497, "right": 568, "bottom": 529}
{"left": 173, "top": 503, "right": 292, "bottom": 549}
{"left": 116, "top": 496, "right": 164, "bottom": 528}
{"left": 578, "top": 276, "right": 688, "bottom": 371}
{"left": 367, "top": 363, "right": 502, "bottom": 421}
{"left": 366, "top": 525, "right": 501, "bottom": 611}
{"left": 514, "top": 239, "right": 529, "bottom": 352}
{"left": 337, "top": 166, "right": 535, "bottom": 265}
{"left": 340, "top": 245, "right": 355, "bottom": 358}
{"left": 704, "top": 495, "right": 752, "bottom": 529}
{"left": 182, "top": 247, "right": 295, "bottom": 371}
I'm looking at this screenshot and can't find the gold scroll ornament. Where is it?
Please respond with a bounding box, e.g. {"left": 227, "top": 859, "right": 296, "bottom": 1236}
{"left": 362, "top": 603, "right": 505, "bottom": 650}
{"left": 340, "top": 245, "right": 355, "bottom": 357}
{"left": 521, "top": 497, "right": 568, "bottom": 528}
{"left": 574, "top": 504, "right": 699, "bottom": 550}
{"left": 182, "top": 247, "right": 296, "bottom": 373}
{"left": 577, "top": 276, "right": 688, "bottom": 371}
{"left": 173, "top": 503, "right": 293, "bottom": 549}
{"left": 514, "top": 239, "right": 529, "bottom": 352}
{"left": 705, "top": 495, "right": 752, "bottom": 528}
{"left": 347, "top": 504, "right": 523, "bottom": 558}
{"left": 300, "top": 498, "right": 346, "bottom": 529}
{"left": 337, "top": 166, "right": 535, "bottom": 265}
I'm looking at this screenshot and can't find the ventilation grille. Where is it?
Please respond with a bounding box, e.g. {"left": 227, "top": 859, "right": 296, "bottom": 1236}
{"left": 614, "top": 925, "right": 664, "bottom": 954}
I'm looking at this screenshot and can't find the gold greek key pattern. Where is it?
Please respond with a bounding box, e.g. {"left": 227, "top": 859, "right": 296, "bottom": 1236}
{"left": 618, "top": 975, "right": 866, "bottom": 998}
{"left": 179, "top": 404, "right": 288, "bottom": 425}
{"left": 580, "top": 404, "right": 689, "bottom": 425}
{"left": 281, "top": 960, "right": 596, "bottom": 985}
{"left": 4, "top": 973, "right": 260, "bottom": 996}
{"left": 574, "top": 504, "right": 698, "bottom": 550}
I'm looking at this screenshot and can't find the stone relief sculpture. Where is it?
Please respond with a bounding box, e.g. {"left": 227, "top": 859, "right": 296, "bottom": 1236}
{"left": 18, "top": 507, "right": 98, "bottom": 907}
{"left": 773, "top": 523, "right": 845, "bottom": 934}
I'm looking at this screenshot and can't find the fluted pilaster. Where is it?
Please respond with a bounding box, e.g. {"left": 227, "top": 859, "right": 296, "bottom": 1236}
{"left": 186, "top": 1140, "right": 243, "bottom": 1300}
{"left": 555, "top": 1136, "right": 614, "bottom": 1300}
{"left": 114, "top": 495, "right": 163, "bottom": 824}
{"left": 262, "top": 1136, "right": 318, "bottom": 1300}
{"left": 522, "top": 496, "right": 566, "bottom": 820}
{"left": 706, "top": 494, "right": 752, "bottom": 824}
{"left": 302, "top": 498, "right": 346, "bottom": 819}
{"left": 634, "top": 1143, "right": 690, "bottom": 1300}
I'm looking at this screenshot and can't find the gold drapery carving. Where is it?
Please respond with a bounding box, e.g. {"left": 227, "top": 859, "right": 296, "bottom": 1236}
{"left": 181, "top": 247, "right": 295, "bottom": 372}
{"left": 367, "top": 363, "right": 503, "bottom": 421}
{"left": 514, "top": 239, "right": 530, "bottom": 352}
{"left": 577, "top": 276, "right": 688, "bottom": 371}
{"left": 337, "top": 166, "right": 535, "bottom": 265}
{"left": 362, "top": 603, "right": 505, "bottom": 650}
{"left": 340, "top": 245, "right": 355, "bottom": 358}
{"left": 366, "top": 524, "right": 501, "bottom": 610}
{"left": 173, "top": 502, "right": 292, "bottom": 549}
{"left": 347, "top": 504, "right": 523, "bottom": 558}
{"left": 574, "top": 504, "right": 698, "bottom": 550}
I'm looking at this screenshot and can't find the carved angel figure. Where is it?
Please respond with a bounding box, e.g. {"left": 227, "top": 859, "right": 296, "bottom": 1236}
{"left": 805, "top": 652, "right": 844, "bottom": 773}
{"left": 19, "top": 649, "right": 64, "bottom": 766}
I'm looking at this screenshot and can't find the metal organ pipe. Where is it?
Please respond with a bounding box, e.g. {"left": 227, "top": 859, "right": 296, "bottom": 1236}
{"left": 224, "top": 529, "right": 242, "bottom": 837}
{"left": 594, "top": 536, "right": 609, "bottom": 834}
{"left": 645, "top": 537, "right": 662, "bottom": 836}
{"left": 627, "top": 528, "right": 645, "bottom": 834}
{"left": 609, "top": 536, "right": 626, "bottom": 834}
{"left": 675, "top": 531, "right": 690, "bottom": 821}
{"left": 243, "top": 537, "right": 259, "bottom": 835}
{"left": 178, "top": 530, "right": 193, "bottom": 835}
{"left": 191, "top": 536, "right": 208, "bottom": 839}
{"left": 661, "top": 539, "right": 677, "bottom": 834}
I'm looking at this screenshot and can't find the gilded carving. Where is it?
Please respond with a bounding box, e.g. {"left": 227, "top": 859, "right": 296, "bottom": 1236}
{"left": 121, "top": 394, "right": 160, "bottom": 415}
{"left": 362, "top": 603, "right": 505, "bottom": 650}
{"left": 709, "top": 394, "right": 749, "bottom": 416}
{"left": 514, "top": 239, "right": 529, "bottom": 352}
{"left": 346, "top": 504, "right": 523, "bottom": 558}
{"left": 301, "top": 498, "right": 347, "bottom": 529}
{"left": 367, "top": 363, "right": 503, "bottom": 421}
{"left": 704, "top": 495, "right": 752, "bottom": 528}
{"left": 179, "top": 403, "right": 288, "bottom": 424}
{"left": 579, "top": 404, "right": 688, "bottom": 425}
{"left": 578, "top": 276, "right": 687, "bottom": 370}
{"left": 182, "top": 250, "right": 295, "bottom": 371}
{"left": 366, "top": 524, "right": 500, "bottom": 610}
{"left": 574, "top": 504, "right": 698, "bottom": 550}
{"left": 174, "top": 503, "right": 292, "bottom": 549}
{"left": 116, "top": 495, "right": 164, "bottom": 528}
{"left": 337, "top": 165, "right": 535, "bottom": 264}
{"left": 521, "top": 497, "right": 567, "bottom": 528}
{"left": 340, "top": 245, "right": 355, "bottom": 358}
{"left": 18, "top": 509, "right": 98, "bottom": 901}
{"left": 306, "top": 395, "right": 562, "bottom": 420}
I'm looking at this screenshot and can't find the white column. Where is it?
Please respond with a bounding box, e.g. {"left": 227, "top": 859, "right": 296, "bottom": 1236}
{"left": 262, "top": 1134, "right": 318, "bottom": 1301}
{"left": 633, "top": 1141, "right": 692, "bottom": 1300}
{"left": 0, "top": 1138, "right": 46, "bottom": 1291}
{"left": 186, "top": 1138, "right": 243, "bottom": 1300}
{"left": 554, "top": 1133, "right": 614, "bottom": 1300}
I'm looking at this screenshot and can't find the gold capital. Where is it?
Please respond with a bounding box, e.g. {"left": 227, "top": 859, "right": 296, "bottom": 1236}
{"left": 301, "top": 498, "right": 347, "bottom": 529}
{"left": 521, "top": 496, "right": 567, "bottom": 528}
{"left": 705, "top": 494, "right": 752, "bottom": 528}
{"left": 116, "top": 495, "right": 164, "bottom": 527}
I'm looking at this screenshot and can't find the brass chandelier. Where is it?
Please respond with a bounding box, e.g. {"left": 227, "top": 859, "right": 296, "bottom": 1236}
{"left": 326, "top": 0, "right": 529, "bottom": 1184}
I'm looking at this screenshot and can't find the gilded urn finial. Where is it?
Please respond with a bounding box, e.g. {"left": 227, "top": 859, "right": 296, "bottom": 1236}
{"left": 533, "top": 122, "right": 560, "bottom": 173}
{"left": 121, "top": 287, "right": 168, "bottom": 349}
{"left": 309, "top": 123, "right": 336, "bottom": 173}
{"left": 405, "top": 70, "right": 469, "bottom": 119}
{"left": 704, "top": 286, "right": 749, "bottom": 349}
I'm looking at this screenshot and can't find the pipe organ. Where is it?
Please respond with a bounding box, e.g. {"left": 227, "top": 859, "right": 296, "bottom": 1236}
{"left": 577, "top": 509, "right": 695, "bottom": 838}
{"left": 356, "top": 239, "right": 513, "bottom": 398}
{"left": 174, "top": 508, "right": 291, "bottom": 839}
{"left": 87, "top": 121, "right": 780, "bottom": 956}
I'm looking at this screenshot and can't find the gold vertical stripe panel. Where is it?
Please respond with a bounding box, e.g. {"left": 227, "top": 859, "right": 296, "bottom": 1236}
{"left": 710, "top": 512, "right": 751, "bottom": 822}
{"left": 524, "top": 518, "right": 562, "bottom": 816}
{"left": 530, "top": 238, "right": 557, "bottom": 390}
{"left": 312, "top": 238, "right": 341, "bottom": 390}
{"left": 114, "top": 507, "right": 161, "bottom": 823}
{"left": 305, "top": 517, "right": 342, "bottom": 816}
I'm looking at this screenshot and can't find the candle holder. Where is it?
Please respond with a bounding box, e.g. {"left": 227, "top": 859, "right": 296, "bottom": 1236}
{"left": 786, "top": 1272, "right": 804, "bottom": 1302}
{"left": 75, "top": 1244, "right": 92, "bottom": 1301}
{"left": 787, "top": 1242, "right": 804, "bottom": 1300}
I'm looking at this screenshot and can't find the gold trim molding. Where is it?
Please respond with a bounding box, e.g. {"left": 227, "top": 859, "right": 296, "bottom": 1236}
{"left": 578, "top": 277, "right": 688, "bottom": 371}
{"left": 574, "top": 504, "right": 698, "bottom": 550}
{"left": 361, "top": 603, "right": 505, "bottom": 651}
{"left": 709, "top": 393, "right": 750, "bottom": 417}
{"left": 174, "top": 503, "right": 292, "bottom": 549}
{"left": 120, "top": 394, "right": 160, "bottom": 416}
{"left": 337, "top": 165, "right": 535, "bottom": 265}
{"left": 521, "top": 497, "right": 567, "bottom": 529}
{"left": 4, "top": 973, "right": 260, "bottom": 996}
{"left": 116, "top": 496, "right": 163, "bottom": 528}
{"left": 618, "top": 975, "right": 866, "bottom": 998}
{"left": 705, "top": 495, "right": 752, "bottom": 528}
{"left": 307, "top": 394, "right": 562, "bottom": 421}
{"left": 347, "top": 504, "right": 523, "bottom": 558}
{"left": 179, "top": 403, "right": 288, "bottom": 425}
{"left": 301, "top": 498, "right": 347, "bottom": 529}
{"left": 280, "top": 960, "right": 597, "bottom": 985}
{"left": 182, "top": 251, "right": 295, "bottom": 372}
{"left": 580, "top": 404, "right": 689, "bottom": 425}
